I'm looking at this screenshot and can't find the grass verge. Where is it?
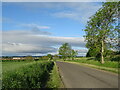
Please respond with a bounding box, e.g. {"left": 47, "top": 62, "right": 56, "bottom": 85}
{"left": 65, "top": 58, "right": 119, "bottom": 74}
{"left": 46, "top": 62, "right": 64, "bottom": 88}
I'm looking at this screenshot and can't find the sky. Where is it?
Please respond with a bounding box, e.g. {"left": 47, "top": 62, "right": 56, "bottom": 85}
{"left": 1, "top": 2, "right": 103, "bottom": 56}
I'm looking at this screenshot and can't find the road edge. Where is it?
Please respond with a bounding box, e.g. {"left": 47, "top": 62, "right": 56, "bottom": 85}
{"left": 54, "top": 62, "right": 65, "bottom": 88}
{"left": 64, "top": 61, "right": 118, "bottom": 76}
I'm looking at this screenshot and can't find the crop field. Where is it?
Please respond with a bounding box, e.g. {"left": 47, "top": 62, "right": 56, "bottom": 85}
{"left": 2, "top": 61, "right": 32, "bottom": 74}
{"left": 2, "top": 61, "right": 56, "bottom": 88}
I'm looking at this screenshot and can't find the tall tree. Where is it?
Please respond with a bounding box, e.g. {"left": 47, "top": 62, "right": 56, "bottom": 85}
{"left": 47, "top": 54, "right": 53, "bottom": 61}
{"left": 59, "top": 43, "right": 72, "bottom": 60}
{"left": 84, "top": 2, "right": 119, "bottom": 64}
{"left": 70, "top": 49, "right": 78, "bottom": 60}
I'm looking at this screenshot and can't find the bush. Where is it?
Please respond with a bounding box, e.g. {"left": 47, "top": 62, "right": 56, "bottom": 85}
{"left": 2, "top": 61, "right": 54, "bottom": 88}
{"left": 111, "top": 55, "right": 120, "bottom": 61}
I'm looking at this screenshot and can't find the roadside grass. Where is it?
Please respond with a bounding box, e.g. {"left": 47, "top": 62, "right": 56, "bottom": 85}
{"left": 65, "top": 57, "right": 119, "bottom": 73}
{"left": 46, "top": 62, "right": 64, "bottom": 88}
{"left": 67, "top": 57, "right": 118, "bottom": 68}
{"left": 2, "top": 61, "right": 54, "bottom": 88}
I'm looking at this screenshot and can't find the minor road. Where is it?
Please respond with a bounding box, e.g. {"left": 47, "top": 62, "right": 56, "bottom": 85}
{"left": 56, "top": 61, "right": 118, "bottom": 88}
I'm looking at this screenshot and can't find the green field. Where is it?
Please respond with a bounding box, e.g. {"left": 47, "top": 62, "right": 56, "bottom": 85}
{"left": 2, "top": 60, "right": 62, "bottom": 88}
{"left": 2, "top": 61, "right": 33, "bottom": 74}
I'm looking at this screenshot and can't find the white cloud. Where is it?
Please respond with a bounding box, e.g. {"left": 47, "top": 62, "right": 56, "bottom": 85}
{"left": 77, "top": 49, "right": 88, "bottom": 53}
{"left": 2, "top": 2, "right": 102, "bottom": 24}
{"left": 3, "top": 29, "right": 51, "bottom": 36}
{"left": 2, "top": 30, "right": 87, "bottom": 56}
{"left": 52, "top": 2, "right": 102, "bottom": 24}
{"left": 3, "top": 43, "right": 56, "bottom": 53}
{"left": 78, "top": 53, "right": 87, "bottom": 56}
{"left": 2, "top": 30, "right": 85, "bottom": 47}
{"left": 21, "top": 23, "right": 50, "bottom": 29}
{"left": 53, "top": 12, "right": 79, "bottom": 20}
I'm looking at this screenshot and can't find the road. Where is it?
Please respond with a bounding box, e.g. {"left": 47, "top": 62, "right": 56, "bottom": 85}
{"left": 56, "top": 61, "right": 118, "bottom": 88}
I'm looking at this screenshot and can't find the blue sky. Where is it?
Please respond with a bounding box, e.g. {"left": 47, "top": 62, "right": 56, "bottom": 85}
{"left": 2, "top": 2, "right": 103, "bottom": 56}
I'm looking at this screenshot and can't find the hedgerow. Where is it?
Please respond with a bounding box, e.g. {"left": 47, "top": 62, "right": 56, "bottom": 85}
{"left": 2, "top": 61, "right": 54, "bottom": 88}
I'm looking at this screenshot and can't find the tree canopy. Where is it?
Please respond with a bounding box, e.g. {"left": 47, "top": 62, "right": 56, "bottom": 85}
{"left": 84, "top": 2, "right": 119, "bottom": 64}
{"left": 59, "top": 43, "right": 78, "bottom": 60}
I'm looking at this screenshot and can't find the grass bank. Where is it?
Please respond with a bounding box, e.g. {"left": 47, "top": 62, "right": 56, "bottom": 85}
{"left": 46, "top": 62, "right": 64, "bottom": 88}
{"left": 65, "top": 57, "right": 119, "bottom": 73}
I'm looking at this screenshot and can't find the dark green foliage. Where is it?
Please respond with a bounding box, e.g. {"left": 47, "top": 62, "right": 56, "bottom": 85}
{"left": 2, "top": 61, "right": 54, "bottom": 88}
{"left": 86, "top": 48, "right": 100, "bottom": 57}
{"left": 104, "top": 50, "right": 120, "bottom": 62}
{"left": 70, "top": 49, "right": 78, "bottom": 60}
{"left": 111, "top": 55, "right": 120, "bottom": 61}
{"left": 115, "top": 51, "right": 120, "bottom": 55}
{"left": 86, "top": 50, "right": 91, "bottom": 57}
{"left": 86, "top": 48, "right": 102, "bottom": 62}
{"left": 59, "top": 43, "right": 72, "bottom": 60}
{"left": 84, "top": 2, "right": 119, "bottom": 63}
{"left": 95, "top": 53, "right": 101, "bottom": 61}
{"left": 59, "top": 43, "right": 78, "bottom": 60}
{"left": 47, "top": 54, "right": 53, "bottom": 60}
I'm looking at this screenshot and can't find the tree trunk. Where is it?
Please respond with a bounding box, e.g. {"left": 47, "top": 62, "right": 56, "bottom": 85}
{"left": 101, "top": 40, "right": 104, "bottom": 64}
{"left": 71, "top": 57, "right": 73, "bottom": 60}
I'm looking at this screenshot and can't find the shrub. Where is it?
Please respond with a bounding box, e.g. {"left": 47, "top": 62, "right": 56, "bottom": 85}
{"left": 2, "top": 61, "right": 54, "bottom": 88}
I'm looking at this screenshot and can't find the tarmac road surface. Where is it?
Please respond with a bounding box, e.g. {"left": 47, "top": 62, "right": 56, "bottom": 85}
{"left": 56, "top": 61, "right": 118, "bottom": 88}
